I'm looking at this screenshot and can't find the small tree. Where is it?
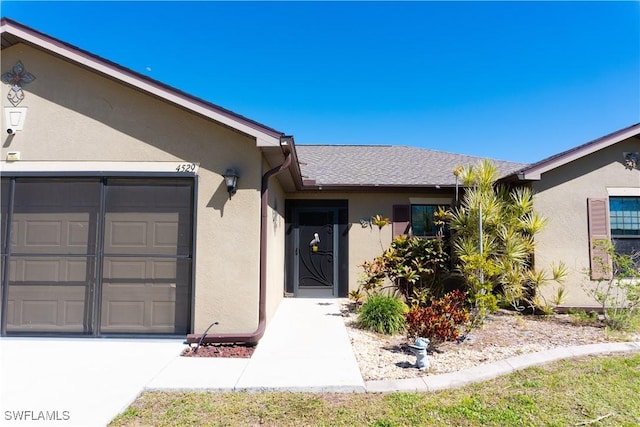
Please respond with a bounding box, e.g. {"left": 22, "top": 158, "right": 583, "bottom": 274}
{"left": 448, "top": 160, "right": 566, "bottom": 323}
{"left": 586, "top": 239, "right": 640, "bottom": 330}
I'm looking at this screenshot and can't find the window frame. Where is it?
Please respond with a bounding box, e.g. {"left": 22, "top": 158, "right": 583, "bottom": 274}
{"left": 609, "top": 196, "right": 640, "bottom": 238}
{"left": 410, "top": 204, "right": 448, "bottom": 238}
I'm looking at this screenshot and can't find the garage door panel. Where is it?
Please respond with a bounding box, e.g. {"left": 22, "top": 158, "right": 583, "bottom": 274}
{"left": 64, "top": 300, "right": 85, "bottom": 326}
{"left": 6, "top": 285, "right": 87, "bottom": 332}
{"left": 5, "top": 299, "right": 14, "bottom": 325}
{"left": 103, "top": 259, "right": 147, "bottom": 281}
{"left": 151, "top": 301, "right": 175, "bottom": 327}
{"left": 11, "top": 180, "right": 100, "bottom": 255}
{"left": 100, "top": 257, "right": 190, "bottom": 334}
{"left": 24, "top": 220, "right": 62, "bottom": 246}
{"left": 68, "top": 259, "right": 91, "bottom": 282}
{"left": 68, "top": 221, "right": 92, "bottom": 247}
{"left": 22, "top": 300, "right": 58, "bottom": 325}
{"left": 101, "top": 297, "right": 177, "bottom": 333}
{"left": 153, "top": 222, "right": 180, "bottom": 247}
{"left": 12, "top": 213, "right": 97, "bottom": 255}
{"left": 102, "top": 282, "right": 177, "bottom": 299}
{"left": 152, "top": 260, "right": 177, "bottom": 280}
{"left": 106, "top": 220, "right": 148, "bottom": 249}
{"left": 7, "top": 258, "right": 16, "bottom": 282}
{"left": 104, "top": 300, "right": 145, "bottom": 327}
{"left": 104, "top": 213, "right": 189, "bottom": 255}
{"left": 22, "top": 259, "right": 60, "bottom": 282}
{"left": 11, "top": 258, "right": 91, "bottom": 283}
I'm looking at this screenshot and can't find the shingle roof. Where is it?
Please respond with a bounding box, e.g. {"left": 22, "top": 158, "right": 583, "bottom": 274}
{"left": 296, "top": 145, "right": 528, "bottom": 187}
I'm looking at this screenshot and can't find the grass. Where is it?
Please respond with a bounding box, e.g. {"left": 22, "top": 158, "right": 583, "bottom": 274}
{"left": 110, "top": 353, "right": 640, "bottom": 427}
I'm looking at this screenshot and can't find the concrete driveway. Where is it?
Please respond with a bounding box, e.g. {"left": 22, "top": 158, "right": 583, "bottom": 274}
{"left": 0, "top": 298, "right": 366, "bottom": 426}
{"left": 0, "top": 338, "right": 184, "bottom": 427}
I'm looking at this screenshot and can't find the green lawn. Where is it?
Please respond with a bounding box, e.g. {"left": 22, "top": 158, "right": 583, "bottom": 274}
{"left": 110, "top": 353, "right": 640, "bottom": 427}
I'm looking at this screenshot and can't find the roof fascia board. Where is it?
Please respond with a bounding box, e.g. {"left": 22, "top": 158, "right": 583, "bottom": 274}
{"left": 520, "top": 124, "right": 640, "bottom": 180}
{"left": 300, "top": 184, "right": 456, "bottom": 192}
{"left": 1, "top": 20, "right": 281, "bottom": 147}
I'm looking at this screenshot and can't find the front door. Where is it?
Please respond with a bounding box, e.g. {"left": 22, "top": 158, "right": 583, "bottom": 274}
{"left": 294, "top": 209, "right": 338, "bottom": 297}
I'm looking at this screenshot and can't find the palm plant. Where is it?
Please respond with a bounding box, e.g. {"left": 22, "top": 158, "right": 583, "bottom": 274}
{"left": 449, "top": 159, "right": 566, "bottom": 321}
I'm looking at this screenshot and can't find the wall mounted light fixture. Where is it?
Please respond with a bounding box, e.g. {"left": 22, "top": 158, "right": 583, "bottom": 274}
{"left": 223, "top": 168, "right": 239, "bottom": 197}
{"left": 4, "top": 107, "right": 27, "bottom": 135}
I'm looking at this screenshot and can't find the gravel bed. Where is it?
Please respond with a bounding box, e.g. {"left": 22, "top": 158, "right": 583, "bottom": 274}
{"left": 342, "top": 301, "right": 640, "bottom": 381}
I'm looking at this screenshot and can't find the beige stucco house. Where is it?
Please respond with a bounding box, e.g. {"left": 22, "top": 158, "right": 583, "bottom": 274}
{"left": 1, "top": 19, "right": 638, "bottom": 342}
{"left": 505, "top": 124, "right": 640, "bottom": 308}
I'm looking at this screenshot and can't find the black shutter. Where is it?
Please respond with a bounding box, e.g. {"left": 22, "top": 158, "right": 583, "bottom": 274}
{"left": 392, "top": 204, "right": 410, "bottom": 237}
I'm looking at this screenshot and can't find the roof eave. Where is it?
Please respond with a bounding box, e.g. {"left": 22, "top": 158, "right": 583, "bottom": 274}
{"left": 0, "top": 18, "right": 283, "bottom": 147}
{"left": 517, "top": 123, "right": 640, "bottom": 180}
{"left": 299, "top": 183, "right": 456, "bottom": 192}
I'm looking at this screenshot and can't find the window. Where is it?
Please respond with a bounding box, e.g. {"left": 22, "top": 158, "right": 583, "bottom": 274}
{"left": 411, "top": 205, "right": 446, "bottom": 237}
{"left": 610, "top": 197, "right": 640, "bottom": 236}
{"left": 609, "top": 196, "right": 640, "bottom": 267}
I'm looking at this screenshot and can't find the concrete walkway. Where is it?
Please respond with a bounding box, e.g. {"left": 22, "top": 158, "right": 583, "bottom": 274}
{"left": 149, "top": 298, "right": 365, "bottom": 392}
{"left": 1, "top": 298, "right": 639, "bottom": 427}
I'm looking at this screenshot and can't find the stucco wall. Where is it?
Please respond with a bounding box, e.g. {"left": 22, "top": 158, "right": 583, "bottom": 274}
{"left": 286, "top": 191, "right": 454, "bottom": 292}
{"left": 265, "top": 163, "right": 286, "bottom": 323}
{"left": 532, "top": 138, "right": 640, "bottom": 307}
{"left": 1, "top": 43, "right": 265, "bottom": 334}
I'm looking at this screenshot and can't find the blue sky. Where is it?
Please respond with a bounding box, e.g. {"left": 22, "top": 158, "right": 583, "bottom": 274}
{"left": 2, "top": 1, "right": 639, "bottom": 163}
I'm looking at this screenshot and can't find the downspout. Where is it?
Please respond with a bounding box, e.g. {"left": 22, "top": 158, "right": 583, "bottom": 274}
{"left": 187, "top": 143, "right": 293, "bottom": 346}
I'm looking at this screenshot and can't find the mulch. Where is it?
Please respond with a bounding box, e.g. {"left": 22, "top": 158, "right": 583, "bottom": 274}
{"left": 181, "top": 344, "right": 255, "bottom": 358}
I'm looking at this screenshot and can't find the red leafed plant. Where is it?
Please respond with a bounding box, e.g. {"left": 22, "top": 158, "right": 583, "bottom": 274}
{"left": 405, "top": 290, "right": 470, "bottom": 343}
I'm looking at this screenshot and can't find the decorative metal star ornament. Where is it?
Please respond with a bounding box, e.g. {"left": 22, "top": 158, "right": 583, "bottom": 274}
{"left": 2, "top": 61, "right": 36, "bottom": 106}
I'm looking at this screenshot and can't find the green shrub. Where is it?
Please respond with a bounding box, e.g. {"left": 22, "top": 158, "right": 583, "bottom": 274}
{"left": 405, "top": 290, "right": 470, "bottom": 342}
{"left": 358, "top": 235, "right": 450, "bottom": 305}
{"left": 357, "top": 294, "right": 408, "bottom": 335}
{"left": 585, "top": 240, "right": 640, "bottom": 331}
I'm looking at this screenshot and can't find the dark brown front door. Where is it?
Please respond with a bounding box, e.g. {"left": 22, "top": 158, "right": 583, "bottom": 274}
{"left": 294, "top": 209, "right": 338, "bottom": 297}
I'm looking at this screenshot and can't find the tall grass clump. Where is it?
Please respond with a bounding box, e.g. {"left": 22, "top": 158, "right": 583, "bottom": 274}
{"left": 357, "top": 294, "right": 408, "bottom": 335}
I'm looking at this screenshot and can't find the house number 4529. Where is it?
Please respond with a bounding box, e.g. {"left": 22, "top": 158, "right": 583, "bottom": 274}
{"left": 175, "top": 163, "right": 197, "bottom": 173}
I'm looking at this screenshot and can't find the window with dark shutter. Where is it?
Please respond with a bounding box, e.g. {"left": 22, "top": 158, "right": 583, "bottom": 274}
{"left": 392, "top": 204, "right": 410, "bottom": 237}
{"left": 411, "top": 204, "right": 449, "bottom": 237}
{"left": 587, "top": 198, "right": 612, "bottom": 280}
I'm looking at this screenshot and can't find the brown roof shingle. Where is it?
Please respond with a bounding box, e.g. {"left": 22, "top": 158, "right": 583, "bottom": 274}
{"left": 296, "top": 145, "right": 528, "bottom": 187}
